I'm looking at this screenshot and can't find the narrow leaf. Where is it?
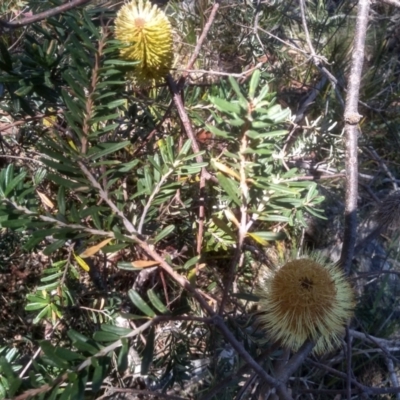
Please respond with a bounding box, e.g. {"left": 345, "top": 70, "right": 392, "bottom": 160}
{"left": 73, "top": 252, "right": 90, "bottom": 272}
{"left": 153, "top": 225, "right": 175, "bottom": 244}
{"left": 141, "top": 326, "right": 155, "bottom": 375}
{"left": 128, "top": 289, "right": 155, "bottom": 318}
{"left": 79, "top": 238, "right": 113, "bottom": 258}
{"left": 147, "top": 289, "right": 168, "bottom": 314}
{"left": 131, "top": 260, "right": 160, "bottom": 268}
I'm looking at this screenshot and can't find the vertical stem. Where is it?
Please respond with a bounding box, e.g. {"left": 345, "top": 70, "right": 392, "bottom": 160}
{"left": 340, "top": 2, "right": 370, "bottom": 399}
{"left": 218, "top": 119, "right": 251, "bottom": 315}
{"left": 340, "top": 0, "right": 371, "bottom": 274}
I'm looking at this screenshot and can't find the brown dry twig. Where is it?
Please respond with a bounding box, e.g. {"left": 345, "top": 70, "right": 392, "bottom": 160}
{"left": 0, "top": 0, "right": 91, "bottom": 29}
{"left": 166, "top": 2, "right": 220, "bottom": 276}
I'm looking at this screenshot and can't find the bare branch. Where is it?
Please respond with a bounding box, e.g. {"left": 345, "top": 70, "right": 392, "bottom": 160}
{"left": 380, "top": 0, "right": 400, "bottom": 6}
{"left": 0, "top": 0, "right": 91, "bottom": 29}
{"left": 340, "top": 0, "right": 371, "bottom": 273}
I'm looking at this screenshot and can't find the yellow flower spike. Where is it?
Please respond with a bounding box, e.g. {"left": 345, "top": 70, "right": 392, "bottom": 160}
{"left": 115, "top": 0, "right": 173, "bottom": 84}
{"left": 256, "top": 253, "right": 355, "bottom": 355}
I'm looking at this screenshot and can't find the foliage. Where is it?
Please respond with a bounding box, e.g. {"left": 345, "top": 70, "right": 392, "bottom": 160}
{"left": 0, "top": 0, "right": 399, "bottom": 399}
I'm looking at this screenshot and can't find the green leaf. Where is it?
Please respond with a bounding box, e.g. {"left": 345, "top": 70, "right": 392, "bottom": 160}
{"left": 62, "top": 89, "right": 83, "bottom": 118}
{"left": 216, "top": 173, "right": 241, "bottom": 206}
{"left": 0, "top": 357, "right": 22, "bottom": 397}
{"left": 25, "top": 301, "right": 48, "bottom": 310}
{"left": 183, "top": 256, "right": 200, "bottom": 270}
{"left": 88, "top": 141, "right": 130, "bottom": 160}
{"left": 33, "top": 167, "right": 47, "bottom": 186}
{"left": 268, "top": 183, "right": 300, "bottom": 195}
{"left": 232, "top": 292, "right": 260, "bottom": 302}
{"left": 43, "top": 239, "right": 65, "bottom": 256}
{"left": 250, "top": 129, "right": 287, "bottom": 139}
{"left": 4, "top": 170, "right": 26, "bottom": 196}
{"left": 0, "top": 219, "right": 31, "bottom": 229}
{"left": 41, "top": 270, "right": 64, "bottom": 282}
{"left": 66, "top": 17, "right": 96, "bottom": 51}
{"left": 89, "top": 113, "right": 119, "bottom": 124}
{"left": 82, "top": 9, "right": 100, "bottom": 38}
{"left": 141, "top": 326, "right": 155, "bottom": 375}
{"left": 251, "top": 231, "right": 286, "bottom": 241}
{"left": 248, "top": 69, "right": 261, "bottom": 99}
{"left": 14, "top": 85, "right": 33, "bottom": 97}
{"left": 41, "top": 158, "right": 80, "bottom": 175}
{"left": 92, "top": 331, "right": 120, "bottom": 342}
{"left": 68, "top": 330, "right": 101, "bottom": 355}
{"left": 47, "top": 174, "right": 88, "bottom": 190}
{"left": 147, "top": 289, "right": 168, "bottom": 314}
{"left": 128, "top": 289, "right": 155, "bottom": 318}
{"left": 62, "top": 72, "right": 86, "bottom": 101}
{"left": 105, "top": 99, "right": 126, "bottom": 109}
{"left": 26, "top": 293, "right": 48, "bottom": 302}
{"left": 265, "top": 105, "right": 290, "bottom": 122}
{"left": 177, "top": 139, "right": 193, "bottom": 158}
{"left": 116, "top": 262, "right": 142, "bottom": 271}
{"left": 104, "top": 59, "right": 140, "bottom": 66}
{"left": 0, "top": 42, "right": 13, "bottom": 71}
{"left": 33, "top": 281, "right": 60, "bottom": 292}
{"left": 92, "top": 357, "right": 109, "bottom": 393}
{"left": 304, "top": 205, "right": 326, "bottom": 219}
{"left": 211, "top": 215, "right": 236, "bottom": 238}
{"left": 205, "top": 124, "right": 231, "bottom": 139}
{"left": 227, "top": 117, "right": 246, "bottom": 127}
{"left": 59, "top": 383, "right": 74, "bottom": 400}
{"left": 118, "top": 159, "right": 140, "bottom": 172}
{"left": 100, "top": 325, "right": 132, "bottom": 336}
{"left": 153, "top": 225, "right": 175, "bottom": 244}
{"left": 40, "top": 341, "right": 70, "bottom": 369}
{"left": 209, "top": 96, "right": 241, "bottom": 115}
{"left": 228, "top": 75, "right": 247, "bottom": 105}
{"left": 251, "top": 120, "right": 274, "bottom": 129}
{"left": 57, "top": 186, "right": 66, "bottom": 215}
{"left": 258, "top": 214, "right": 290, "bottom": 222}
{"left": 118, "top": 339, "right": 129, "bottom": 372}
{"left": 255, "top": 82, "right": 270, "bottom": 103}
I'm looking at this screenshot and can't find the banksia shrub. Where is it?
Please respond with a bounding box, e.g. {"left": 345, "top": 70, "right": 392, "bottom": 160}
{"left": 114, "top": 0, "right": 173, "bottom": 84}
{"left": 257, "top": 253, "right": 355, "bottom": 354}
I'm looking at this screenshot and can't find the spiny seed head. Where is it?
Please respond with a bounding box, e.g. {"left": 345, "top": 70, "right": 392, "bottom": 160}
{"left": 115, "top": 0, "right": 173, "bottom": 84}
{"left": 256, "top": 253, "right": 355, "bottom": 355}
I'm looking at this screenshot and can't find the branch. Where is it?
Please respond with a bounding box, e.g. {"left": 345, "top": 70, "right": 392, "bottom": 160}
{"left": 340, "top": 0, "right": 371, "bottom": 273}
{"left": 182, "top": 2, "right": 220, "bottom": 76}
{"left": 380, "top": 0, "right": 400, "bottom": 6}
{"left": 0, "top": 0, "right": 91, "bottom": 29}
{"left": 138, "top": 166, "right": 175, "bottom": 234}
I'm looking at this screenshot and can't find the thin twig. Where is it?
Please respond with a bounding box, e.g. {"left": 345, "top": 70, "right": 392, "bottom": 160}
{"left": 78, "top": 161, "right": 140, "bottom": 236}
{"left": 307, "top": 358, "right": 400, "bottom": 396}
{"left": 345, "top": 325, "right": 353, "bottom": 400}
{"left": 363, "top": 146, "right": 398, "bottom": 191}
{"left": 168, "top": 3, "right": 220, "bottom": 274}
{"left": 386, "top": 356, "right": 400, "bottom": 400}
{"left": 380, "top": 0, "right": 400, "bottom": 6}
{"left": 166, "top": 74, "right": 209, "bottom": 275}
{"left": 183, "top": 2, "right": 220, "bottom": 75}
{"left": 0, "top": 113, "right": 55, "bottom": 134}
{"left": 138, "top": 166, "right": 175, "bottom": 233}
{"left": 218, "top": 118, "right": 252, "bottom": 315}
{"left": 0, "top": 0, "right": 91, "bottom": 28}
